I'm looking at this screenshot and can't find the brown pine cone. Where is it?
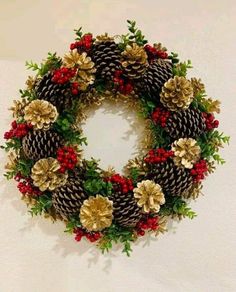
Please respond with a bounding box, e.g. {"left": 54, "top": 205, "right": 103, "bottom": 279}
{"left": 141, "top": 59, "right": 173, "bottom": 100}
{"left": 165, "top": 108, "right": 206, "bottom": 139}
{"left": 91, "top": 39, "right": 121, "bottom": 80}
{"left": 109, "top": 190, "right": 142, "bottom": 227}
{"left": 52, "top": 172, "right": 87, "bottom": 219}
{"left": 35, "top": 72, "right": 74, "bottom": 113}
{"left": 22, "top": 130, "right": 63, "bottom": 161}
{"left": 148, "top": 160, "right": 194, "bottom": 196}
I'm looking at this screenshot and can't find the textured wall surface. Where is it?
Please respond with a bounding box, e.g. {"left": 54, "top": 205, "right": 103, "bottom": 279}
{"left": 0, "top": 1, "right": 236, "bottom": 291}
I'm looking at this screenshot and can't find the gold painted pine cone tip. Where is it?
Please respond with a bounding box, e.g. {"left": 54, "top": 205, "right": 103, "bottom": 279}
{"left": 121, "top": 43, "right": 148, "bottom": 79}
{"left": 63, "top": 51, "right": 96, "bottom": 91}
{"left": 160, "top": 76, "right": 193, "bottom": 111}
{"left": 80, "top": 195, "right": 113, "bottom": 231}
{"left": 171, "top": 138, "right": 201, "bottom": 169}
{"left": 133, "top": 180, "right": 165, "bottom": 213}
{"left": 31, "top": 157, "right": 68, "bottom": 191}
{"left": 24, "top": 99, "right": 58, "bottom": 130}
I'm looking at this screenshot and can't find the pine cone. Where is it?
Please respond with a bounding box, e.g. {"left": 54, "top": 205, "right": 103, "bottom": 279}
{"left": 121, "top": 43, "right": 148, "bottom": 80}
{"left": 35, "top": 72, "right": 74, "bottom": 113}
{"left": 160, "top": 76, "right": 193, "bottom": 111}
{"left": 148, "top": 160, "right": 193, "bottom": 196}
{"left": 24, "top": 99, "right": 58, "bottom": 130}
{"left": 22, "top": 129, "right": 63, "bottom": 161}
{"left": 165, "top": 108, "right": 206, "bottom": 139}
{"left": 91, "top": 39, "right": 121, "bottom": 80}
{"left": 63, "top": 51, "right": 96, "bottom": 91}
{"left": 52, "top": 173, "right": 87, "bottom": 218}
{"left": 109, "top": 191, "right": 142, "bottom": 227}
{"left": 141, "top": 59, "right": 173, "bottom": 100}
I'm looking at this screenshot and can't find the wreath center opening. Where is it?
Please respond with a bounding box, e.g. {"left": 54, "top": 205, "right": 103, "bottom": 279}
{"left": 80, "top": 99, "right": 149, "bottom": 174}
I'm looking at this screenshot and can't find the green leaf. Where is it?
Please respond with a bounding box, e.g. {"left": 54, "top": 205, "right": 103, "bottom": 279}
{"left": 159, "top": 196, "right": 197, "bottom": 219}
{"left": 26, "top": 52, "right": 62, "bottom": 77}
{"left": 172, "top": 60, "right": 192, "bottom": 77}
{"left": 98, "top": 224, "right": 135, "bottom": 256}
{"left": 65, "top": 216, "right": 81, "bottom": 233}
{"left": 29, "top": 193, "right": 52, "bottom": 216}
{"left": 1, "top": 138, "right": 22, "bottom": 152}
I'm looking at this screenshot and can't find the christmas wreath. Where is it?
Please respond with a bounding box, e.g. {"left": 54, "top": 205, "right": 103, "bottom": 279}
{"left": 3, "top": 21, "right": 229, "bottom": 256}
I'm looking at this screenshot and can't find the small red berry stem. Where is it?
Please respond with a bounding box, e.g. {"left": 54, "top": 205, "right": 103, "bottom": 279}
{"left": 4, "top": 121, "right": 32, "bottom": 140}
{"left": 144, "top": 44, "right": 168, "bottom": 62}
{"left": 152, "top": 107, "right": 170, "bottom": 127}
{"left": 70, "top": 34, "right": 93, "bottom": 53}
{"left": 190, "top": 159, "right": 208, "bottom": 182}
{"left": 113, "top": 70, "right": 133, "bottom": 95}
{"left": 144, "top": 148, "right": 174, "bottom": 164}
{"left": 136, "top": 215, "right": 159, "bottom": 236}
{"left": 202, "top": 113, "right": 219, "bottom": 131}
{"left": 57, "top": 146, "right": 78, "bottom": 173}
{"left": 106, "top": 174, "right": 133, "bottom": 194}
{"left": 74, "top": 227, "right": 102, "bottom": 243}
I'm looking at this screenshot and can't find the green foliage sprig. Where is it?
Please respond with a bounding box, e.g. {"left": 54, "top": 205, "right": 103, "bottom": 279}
{"left": 168, "top": 52, "right": 179, "bottom": 64}
{"left": 160, "top": 196, "right": 197, "bottom": 219}
{"left": 197, "top": 130, "right": 229, "bottom": 164}
{"left": 119, "top": 20, "right": 148, "bottom": 50}
{"left": 4, "top": 157, "right": 34, "bottom": 180}
{"left": 98, "top": 224, "right": 135, "bottom": 256}
{"left": 1, "top": 138, "right": 21, "bottom": 152}
{"left": 82, "top": 159, "right": 113, "bottom": 197}
{"left": 53, "top": 109, "right": 87, "bottom": 146}
{"left": 29, "top": 193, "right": 52, "bottom": 216}
{"left": 65, "top": 217, "right": 82, "bottom": 233}
{"left": 26, "top": 52, "right": 62, "bottom": 77}
{"left": 173, "top": 60, "right": 192, "bottom": 77}
{"left": 19, "top": 88, "right": 36, "bottom": 102}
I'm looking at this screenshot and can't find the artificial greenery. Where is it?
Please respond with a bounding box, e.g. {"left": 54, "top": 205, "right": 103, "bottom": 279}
{"left": 159, "top": 196, "right": 197, "bottom": 219}
{"left": 65, "top": 216, "right": 82, "bottom": 234}
{"left": 29, "top": 193, "right": 53, "bottom": 216}
{"left": 197, "top": 130, "right": 229, "bottom": 164}
{"left": 172, "top": 60, "right": 192, "bottom": 77}
{"left": 1, "top": 138, "right": 21, "bottom": 152}
{"left": 119, "top": 20, "right": 148, "bottom": 49}
{"left": 26, "top": 52, "right": 62, "bottom": 77}
{"left": 98, "top": 224, "right": 135, "bottom": 256}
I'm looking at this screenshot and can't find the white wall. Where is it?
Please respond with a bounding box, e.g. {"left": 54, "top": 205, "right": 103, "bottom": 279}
{"left": 0, "top": 1, "right": 235, "bottom": 291}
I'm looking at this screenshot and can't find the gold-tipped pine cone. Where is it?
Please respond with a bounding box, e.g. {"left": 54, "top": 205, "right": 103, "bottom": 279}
{"left": 63, "top": 51, "right": 96, "bottom": 90}
{"left": 160, "top": 76, "right": 194, "bottom": 111}
{"left": 190, "top": 77, "right": 205, "bottom": 96}
{"left": 133, "top": 180, "right": 165, "bottom": 213}
{"left": 9, "top": 98, "right": 29, "bottom": 119}
{"left": 171, "top": 138, "right": 201, "bottom": 169}
{"left": 24, "top": 99, "right": 58, "bottom": 130}
{"left": 121, "top": 43, "right": 148, "bottom": 80}
{"left": 31, "top": 158, "right": 68, "bottom": 191}
{"left": 80, "top": 195, "right": 113, "bottom": 231}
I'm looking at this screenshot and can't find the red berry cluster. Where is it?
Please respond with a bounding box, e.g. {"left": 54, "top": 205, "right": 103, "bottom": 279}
{"left": 113, "top": 70, "right": 133, "bottom": 95}
{"left": 57, "top": 146, "right": 78, "bottom": 173}
{"left": 144, "top": 45, "right": 168, "bottom": 62}
{"left": 16, "top": 176, "right": 41, "bottom": 196}
{"left": 74, "top": 228, "right": 102, "bottom": 243}
{"left": 71, "top": 81, "right": 79, "bottom": 95}
{"left": 144, "top": 148, "right": 174, "bottom": 164}
{"left": 52, "top": 67, "right": 76, "bottom": 84}
{"left": 202, "top": 113, "right": 219, "bottom": 130}
{"left": 136, "top": 216, "right": 159, "bottom": 236}
{"left": 70, "top": 34, "right": 93, "bottom": 52}
{"left": 4, "top": 121, "right": 32, "bottom": 140}
{"left": 190, "top": 159, "right": 208, "bottom": 182}
{"left": 152, "top": 107, "right": 170, "bottom": 127}
{"left": 106, "top": 174, "right": 133, "bottom": 194}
